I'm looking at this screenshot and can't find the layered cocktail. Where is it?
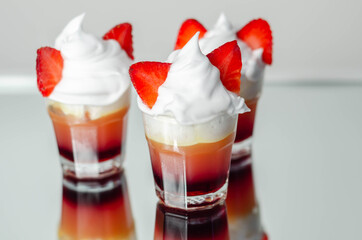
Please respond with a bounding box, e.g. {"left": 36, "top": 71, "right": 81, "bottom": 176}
{"left": 36, "top": 14, "right": 134, "bottom": 178}
{"left": 47, "top": 90, "right": 130, "bottom": 178}
{"left": 174, "top": 14, "right": 273, "bottom": 159}
{"left": 143, "top": 113, "right": 237, "bottom": 208}
{"left": 130, "top": 34, "right": 248, "bottom": 209}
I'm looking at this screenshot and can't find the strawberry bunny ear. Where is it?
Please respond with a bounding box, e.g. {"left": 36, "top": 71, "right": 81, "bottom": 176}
{"left": 207, "top": 40, "right": 242, "bottom": 94}
{"left": 129, "top": 62, "right": 171, "bottom": 108}
{"left": 36, "top": 47, "right": 64, "bottom": 97}
{"left": 103, "top": 23, "right": 134, "bottom": 60}
{"left": 174, "top": 19, "right": 207, "bottom": 50}
{"left": 236, "top": 19, "right": 273, "bottom": 65}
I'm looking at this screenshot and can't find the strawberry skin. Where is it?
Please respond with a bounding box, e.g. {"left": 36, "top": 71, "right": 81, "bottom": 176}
{"left": 36, "top": 47, "right": 64, "bottom": 97}
{"left": 262, "top": 233, "right": 269, "bottom": 240}
{"left": 207, "top": 40, "right": 242, "bottom": 94}
{"left": 175, "top": 19, "right": 207, "bottom": 50}
{"left": 237, "top": 19, "right": 273, "bottom": 65}
{"left": 129, "top": 62, "right": 171, "bottom": 108}
{"left": 103, "top": 23, "right": 134, "bottom": 60}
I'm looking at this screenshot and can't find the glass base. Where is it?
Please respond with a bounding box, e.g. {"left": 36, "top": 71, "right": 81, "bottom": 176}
{"left": 155, "top": 182, "right": 228, "bottom": 211}
{"left": 60, "top": 155, "right": 123, "bottom": 179}
{"left": 232, "top": 137, "right": 252, "bottom": 160}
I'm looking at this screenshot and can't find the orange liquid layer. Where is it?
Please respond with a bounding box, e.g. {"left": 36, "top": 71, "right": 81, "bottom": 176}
{"left": 49, "top": 107, "right": 128, "bottom": 162}
{"left": 147, "top": 133, "right": 235, "bottom": 196}
{"left": 235, "top": 98, "right": 258, "bottom": 143}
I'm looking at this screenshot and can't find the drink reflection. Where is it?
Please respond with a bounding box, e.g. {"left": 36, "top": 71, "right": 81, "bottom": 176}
{"left": 58, "top": 170, "right": 136, "bottom": 239}
{"left": 154, "top": 202, "right": 229, "bottom": 240}
{"left": 226, "top": 155, "right": 264, "bottom": 240}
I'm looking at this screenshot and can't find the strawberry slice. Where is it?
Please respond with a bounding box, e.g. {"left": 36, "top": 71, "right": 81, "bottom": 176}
{"left": 175, "top": 19, "right": 207, "bottom": 50}
{"left": 262, "top": 233, "right": 269, "bottom": 240}
{"left": 237, "top": 19, "right": 273, "bottom": 65}
{"left": 207, "top": 40, "right": 242, "bottom": 94}
{"left": 129, "top": 62, "right": 171, "bottom": 108}
{"left": 103, "top": 23, "right": 134, "bottom": 60}
{"left": 36, "top": 47, "right": 64, "bottom": 97}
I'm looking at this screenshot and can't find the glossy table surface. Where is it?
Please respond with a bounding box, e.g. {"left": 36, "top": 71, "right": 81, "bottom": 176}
{"left": 1, "top": 80, "right": 361, "bottom": 240}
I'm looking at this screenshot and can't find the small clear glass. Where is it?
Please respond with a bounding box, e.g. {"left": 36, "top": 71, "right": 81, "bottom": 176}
{"left": 143, "top": 113, "right": 237, "bottom": 210}
{"left": 47, "top": 87, "right": 130, "bottom": 179}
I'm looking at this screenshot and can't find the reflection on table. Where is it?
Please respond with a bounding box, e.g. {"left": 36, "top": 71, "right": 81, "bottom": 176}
{"left": 56, "top": 154, "right": 268, "bottom": 240}
{"left": 226, "top": 155, "right": 265, "bottom": 240}
{"left": 58, "top": 170, "right": 136, "bottom": 239}
{"left": 154, "top": 202, "right": 229, "bottom": 240}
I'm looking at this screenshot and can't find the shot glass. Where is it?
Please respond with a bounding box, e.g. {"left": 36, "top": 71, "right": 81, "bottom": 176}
{"left": 47, "top": 87, "right": 130, "bottom": 179}
{"left": 143, "top": 113, "right": 237, "bottom": 210}
{"left": 232, "top": 72, "right": 263, "bottom": 159}
{"left": 59, "top": 170, "right": 136, "bottom": 239}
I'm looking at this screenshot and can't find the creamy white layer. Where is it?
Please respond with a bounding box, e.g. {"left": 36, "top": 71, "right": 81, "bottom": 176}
{"left": 47, "top": 86, "right": 130, "bottom": 121}
{"left": 143, "top": 113, "right": 237, "bottom": 146}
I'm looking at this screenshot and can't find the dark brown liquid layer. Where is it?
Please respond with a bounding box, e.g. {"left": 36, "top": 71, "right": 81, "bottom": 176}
{"left": 59, "top": 145, "right": 121, "bottom": 163}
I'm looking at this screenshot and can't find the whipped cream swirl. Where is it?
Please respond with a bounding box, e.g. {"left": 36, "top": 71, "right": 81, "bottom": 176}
{"left": 49, "top": 14, "right": 132, "bottom": 106}
{"left": 199, "top": 13, "right": 265, "bottom": 83}
{"left": 138, "top": 33, "right": 249, "bottom": 125}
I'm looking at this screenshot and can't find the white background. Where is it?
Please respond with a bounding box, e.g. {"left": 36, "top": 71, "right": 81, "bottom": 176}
{"left": 0, "top": 0, "right": 362, "bottom": 80}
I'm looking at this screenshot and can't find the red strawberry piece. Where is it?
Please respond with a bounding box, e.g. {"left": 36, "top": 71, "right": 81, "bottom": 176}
{"left": 207, "top": 40, "right": 242, "bottom": 94}
{"left": 129, "top": 62, "right": 171, "bottom": 108}
{"left": 262, "top": 232, "right": 269, "bottom": 240}
{"left": 36, "top": 47, "right": 64, "bottom": 97}
{"left": 103, "top": 23, "right": 134, "bottom": 60}
{"left": 237, "top": 19, "right": 273, "bottom": 65}
{"left": 175, "top": 19, "right": 207, "bottom": 50}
